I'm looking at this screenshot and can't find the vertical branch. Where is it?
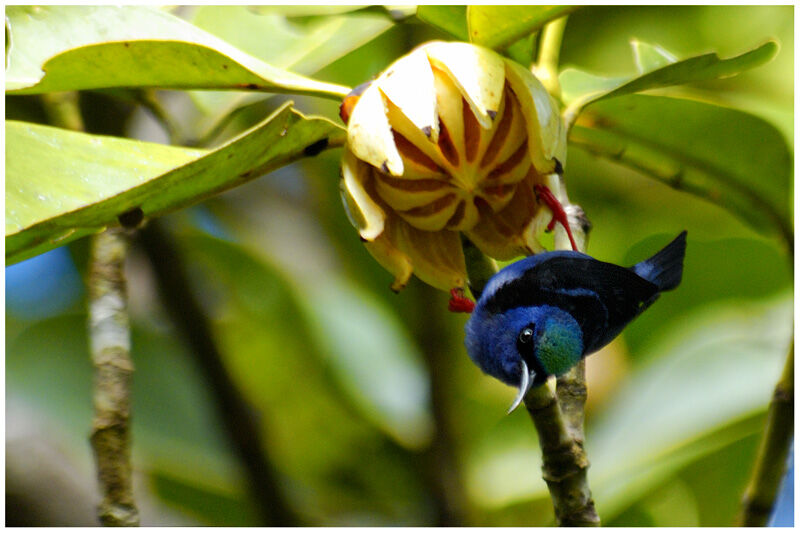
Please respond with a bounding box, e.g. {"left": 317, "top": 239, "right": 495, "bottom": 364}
{"left": 737, "top": 342, "right": 794, "bottom": 526}
{"left": 41, "top": 90, "right": 140, "bottom": 526}
{"left": 407, "top": 281, "right": 469, "bottom": 526}
{"left": 136, "top": 221, "right": 298, "bottom": 526}
{"left": 88, "top": 229, "right": 139, "bottom": 526}
{"left": 525, "top": 383, "right": 597, "bottom": 526}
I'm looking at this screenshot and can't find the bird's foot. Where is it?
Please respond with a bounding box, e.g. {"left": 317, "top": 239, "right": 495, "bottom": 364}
{"left": 448, "top": 287, "right": 475, "bottom": 313}
{"left": 534, "top": 184, "right": 579, "bottom": 252}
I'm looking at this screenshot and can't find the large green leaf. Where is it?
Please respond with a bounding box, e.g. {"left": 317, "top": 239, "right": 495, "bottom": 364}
{"left": 297, "top": 278, "right": 435, "bottom": 450}
{"left": 5, "top": 5, "right": 349, "bottom": 98}
{"left": 560, "top": 40, "right": 778, "bottom": 117}
{"left": 188, "top": 6, "right": 392, "bottom": 137}
{"left": 6, "top": 104, "right": 343, "bottom": 264}
{"left": 568, "top": 95, "right": 792, "bottom": 243}
{"left": 184, "top": 232, "right": 434, "bottom": 451}
{"left": 415, "top": 6, "right": 469, "bottom": 41}
{"left": 467, "top": 6, "right": 579, "bottom": 50}
{"left": 466, "top": 294, "right": 792, "bottom": 517}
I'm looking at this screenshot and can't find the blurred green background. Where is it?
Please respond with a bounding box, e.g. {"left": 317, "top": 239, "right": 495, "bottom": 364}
{"left": 6, "top": 5, "right": 793, "bottom": 526}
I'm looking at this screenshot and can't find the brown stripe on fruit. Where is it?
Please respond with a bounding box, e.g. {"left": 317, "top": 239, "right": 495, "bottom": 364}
{"left": 401, "top": 193, "right": 456, "bottom": 217}
{"left": 486, "top": 142, "right": 528, "bottom": 180}
{"left": 376, "top": 174, "right": 451, "bottom": 192}
{"left": 481, "top": 184, "right": 516, "bottom": 198}
{"left": 462, "top": 98, "right": 481, "bottom": 163}
{"left": 437, "top": 119, "right": 460, "bottom": 167}
{"left": 446, "top": 199, "right": 466, "bottom": 228}
{"left": 480, "top": 89, "right": 515, "bottom": 168}
{"left": 391, "top": 129, "right": 441, "bottom": 172}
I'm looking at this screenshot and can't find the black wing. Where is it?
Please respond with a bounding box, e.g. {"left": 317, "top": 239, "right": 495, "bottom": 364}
{"left": 484, "top": 255, "right": 660, "bottom": 354}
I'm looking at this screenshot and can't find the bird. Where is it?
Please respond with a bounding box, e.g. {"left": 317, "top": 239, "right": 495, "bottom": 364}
{"left": 464, "top": 231, "right": 687, "bottom": 413}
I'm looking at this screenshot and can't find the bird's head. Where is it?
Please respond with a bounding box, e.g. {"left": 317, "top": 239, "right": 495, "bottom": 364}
{"left": 465, "top": 303, "right": 583, "bottom": 413}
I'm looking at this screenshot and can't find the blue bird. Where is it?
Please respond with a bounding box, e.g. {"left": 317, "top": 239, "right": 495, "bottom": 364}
{"left": 465, "top": 231, "right": 687, "bottom": 413}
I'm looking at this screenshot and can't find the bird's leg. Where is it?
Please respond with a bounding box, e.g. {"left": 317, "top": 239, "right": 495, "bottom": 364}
{"left": 448, "top": 287, "right": 475, "bottom": 313}
{"left": 534, "top": 184, "right": 579, "bottom": 252}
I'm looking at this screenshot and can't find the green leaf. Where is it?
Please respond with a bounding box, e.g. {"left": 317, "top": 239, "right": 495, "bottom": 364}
{"left": 6, "top": 104, "right": 343, "bottom": 264}
{"left": 561, "top": 40, "right": 778, "bottom": 111}
{"left": 192, "top": 7, "right": 393, "bottom": 79}
{"left": 569, "top": 95, "right": 792, "bottom": 243}
{"left": 467, "top": 6, "right": 578, "bottom": 49}
{"left": 416, "top": 6, "right": 469, "bottom": 41}
{"left": 297, "top": 278, "right": 435, "bottom": 449}
{"left": 631, "top": 40, "right": 678, "bottom": 74}
{"left": 151, "top": 471, "right": 258, "bottom": 526}
{"left": 184, "top": 232, "right": 434, "bottom": 451}
{"left": 588, "top": 295, "right": 792, "bottom": 519}
{"left": 248, "top": 5, "right": 367, "bottom": 17}
{"left": 5, "top": 5, "right": 349, "bottom": 99}
{"left": 189, "top": 6, "right": 393, "bottom": 135}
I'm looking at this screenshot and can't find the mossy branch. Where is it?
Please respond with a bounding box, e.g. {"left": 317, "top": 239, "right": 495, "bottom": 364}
{"left": 737, "top": 342, "right": 794, "bottom": 526}
{"left": 42, "top": 90, "right": 140, "bottom": 527}
{"left": 88, "top": 229, "right": 139, "bottom": 527}
{"left": 525, "top": 382, "right": 598, "bottom": 526}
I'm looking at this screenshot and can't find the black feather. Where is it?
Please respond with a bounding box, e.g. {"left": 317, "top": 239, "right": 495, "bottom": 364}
{"left": 630, "top": 230, "right": 687, "bottom": 291}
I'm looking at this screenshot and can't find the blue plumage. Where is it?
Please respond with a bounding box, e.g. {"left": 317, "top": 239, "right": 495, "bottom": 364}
{"left": 465, "top": 231, "right": 687, "bottom": 412}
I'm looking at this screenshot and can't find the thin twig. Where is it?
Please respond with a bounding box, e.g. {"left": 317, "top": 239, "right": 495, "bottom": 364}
{"left": 88, "top": 229, "right": 139, "bottom": 526}
{"left": 737, "top": 342, "right": 794, "bottom": 526}
{"left": 42, "top": 90, "right": 141, "bottom": 526}
{"left": 136, "top": 221, "right": 299, "bottom": 526}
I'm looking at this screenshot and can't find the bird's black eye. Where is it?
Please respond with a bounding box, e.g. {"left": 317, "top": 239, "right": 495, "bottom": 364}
{"left": 518, "top": 326, "right": 534, "bottom": 344}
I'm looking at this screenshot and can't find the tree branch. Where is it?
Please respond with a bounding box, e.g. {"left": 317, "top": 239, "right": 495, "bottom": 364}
{"left": 524, "top": 383, "right": 597, "bottom": 526}
{"left": 136, "top": 220, "right": 299, "bottom": 526}
{"left": 42, "top": 90, "right": 140, "bottom": 526}
{"left": 737, "top": 342, "right": 794, "bottom": 526}
{"left": 407, "top": 281, "right": 470, "bottom": 526}
{"left": 88, "top": 229, "right": 139, "bottom": 526}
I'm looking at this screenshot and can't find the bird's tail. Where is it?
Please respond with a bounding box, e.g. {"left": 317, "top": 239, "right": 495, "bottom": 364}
{"left": 631, "top": 231, "right": 687, "bottom": 292}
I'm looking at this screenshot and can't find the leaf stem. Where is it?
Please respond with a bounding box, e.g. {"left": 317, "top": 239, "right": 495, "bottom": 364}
{"left": 534, "top": 16, "right": 568, "bottom": 98}
{"left": 41, "top": 91, "right": 85, "bottom": 132}
{"left": 88, "top": 229, "right": 140, "bottom": 527}
{"left": 135, "top": 90, "right": 183, "bottom": 146}
{"left": 737, "top": 341, "right": 794, "bottom": 526}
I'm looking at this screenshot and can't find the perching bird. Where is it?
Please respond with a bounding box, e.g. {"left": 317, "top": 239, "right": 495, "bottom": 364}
{"left": 465, "top": 231, "right": 687, "bottom": 413}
